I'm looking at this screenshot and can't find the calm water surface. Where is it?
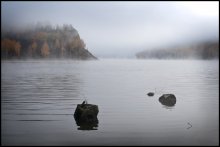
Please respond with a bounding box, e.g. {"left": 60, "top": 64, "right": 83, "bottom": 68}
{"left": 1, "top": 59, "right": 219, "bottom": 145}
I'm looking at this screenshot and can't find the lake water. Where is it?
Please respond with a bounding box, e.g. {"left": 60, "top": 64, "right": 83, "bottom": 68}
{"left": 1, "top": 59, "right": 219, "bottom": 145}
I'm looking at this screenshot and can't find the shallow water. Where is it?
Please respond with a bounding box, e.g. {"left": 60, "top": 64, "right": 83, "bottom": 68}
{"left": 1, "top": 59, "right": 219, "bottom": 145}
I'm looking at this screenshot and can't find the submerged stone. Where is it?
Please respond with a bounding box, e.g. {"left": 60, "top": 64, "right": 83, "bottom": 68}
{"left": 159, "top": 94, "right": 176, "bottom": 106}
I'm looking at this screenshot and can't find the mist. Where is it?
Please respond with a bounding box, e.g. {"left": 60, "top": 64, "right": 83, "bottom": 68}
{"left": 2, "top": 1, "right": 219, "bottom": 58}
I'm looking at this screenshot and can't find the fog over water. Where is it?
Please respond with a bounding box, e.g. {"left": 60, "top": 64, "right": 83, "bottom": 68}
{"left": 2, "top": 1, "right": 219, "bottom": 58}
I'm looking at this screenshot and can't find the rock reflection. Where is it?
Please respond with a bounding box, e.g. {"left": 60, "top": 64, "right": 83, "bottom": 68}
{"left": 161, "top": 105, "right": 175, "bottom": 110}
{"left": 76, "top": 122, "right": 98, "bottom": 130}
{"left": 74, "top": 116, "right": 99, "bottom": 130}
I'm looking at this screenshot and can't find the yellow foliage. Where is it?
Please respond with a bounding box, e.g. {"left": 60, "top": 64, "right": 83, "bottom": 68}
{"left": 41, "top": 41, "right": 50, "bottom": 57}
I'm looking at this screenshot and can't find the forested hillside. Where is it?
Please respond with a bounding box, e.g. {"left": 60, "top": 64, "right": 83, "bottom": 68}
{"left": 1, "top": 24, "right": 97, "bottom": 60}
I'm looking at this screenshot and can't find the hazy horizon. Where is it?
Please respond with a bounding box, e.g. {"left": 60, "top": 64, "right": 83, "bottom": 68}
{"left": 2, "top": 1, "right": 219, "bottom": 58}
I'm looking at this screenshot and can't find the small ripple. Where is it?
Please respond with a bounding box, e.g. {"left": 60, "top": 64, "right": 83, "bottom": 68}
{"left": 16, "top": 120, "right": 62, "bottom": 121}
{"left": 2, "top": 98, "right": 80, "bottom": 102}
{"left": 2, "top": 119, "right": 62, "bottom": 121}
{"left": 3, "top": 107, "right": 75, "bottom": 110}
{"left": 2, "top": 101, "right": 55, "bottom": 104}
{"left": 3, "top": 113, "right": 73, "bottom": 115}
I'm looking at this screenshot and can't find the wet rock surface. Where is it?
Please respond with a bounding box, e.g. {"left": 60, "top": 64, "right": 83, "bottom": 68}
{"left": 147, "top": 92, "right": 154, "bottom": 96}
{"left": 159, "top": 94, "right": 176, "bottom": 106}
{"left": 74, "top": 103, "right": 99, "bottom": 130}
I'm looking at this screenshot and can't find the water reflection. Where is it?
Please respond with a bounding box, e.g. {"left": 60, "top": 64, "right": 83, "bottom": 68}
{"left": 77, "top": 123, "right": 98, "bottom": 130}
{"left": 2, "top": 60, "right": 219, "bottom": 145}
{"left": 161, "top": 105, "right": 176, "bottom": 110}
{"left": 74, "top": 115, "right": 99, "bottom": 130}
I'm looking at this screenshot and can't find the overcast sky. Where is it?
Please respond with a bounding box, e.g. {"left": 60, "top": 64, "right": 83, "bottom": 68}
{"left": 2, "top": 1, "right": 219, "bottom": 58}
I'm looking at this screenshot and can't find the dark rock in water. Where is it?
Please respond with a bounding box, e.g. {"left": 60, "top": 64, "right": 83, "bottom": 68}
{"left": 74, "top": 103, "right": 99, "bottom": 130}
{"left": 159, "top": 94, "right": 176, "bottom": 106}
{"left": 147, "top": 92, "right": 154, "bottom": 96}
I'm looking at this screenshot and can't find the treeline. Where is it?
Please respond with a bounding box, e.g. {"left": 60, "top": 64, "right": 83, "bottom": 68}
{"left": 1, "top": 24, "right": 97, "bottom": 59}
{"left": 136, "top": 42, "right": 219, "bottom": 59}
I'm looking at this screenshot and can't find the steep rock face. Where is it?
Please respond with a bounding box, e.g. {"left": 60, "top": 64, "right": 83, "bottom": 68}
{"left": 136, "top": 42, "right": 219, "bottom": 59}
{"left": 1, "top": 24, "right": 97, "bottom": 60}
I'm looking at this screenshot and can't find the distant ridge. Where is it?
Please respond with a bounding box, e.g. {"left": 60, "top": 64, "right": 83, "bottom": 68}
{"left": 136, "top": 42, "right": 219, "bottom": 60}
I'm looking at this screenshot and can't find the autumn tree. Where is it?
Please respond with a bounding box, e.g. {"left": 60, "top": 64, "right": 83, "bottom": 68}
{"left": 14, "top": 41, "right": 21, "bottom": 57}
{"left": 41, "top": 41, "right": 50, "bottom": 57}
{"left": 1, "top": 39, "right": 21, "bottom": 58}
{"left": 55, "top": 39, "right": 60, "bottom": 49}
{"left": 28, "top": 41, "right": 37, "bottom": 57}
{"left": 1, "top": 39, "right": 9, "bottom": 58}
{"left": 35, "top": 32, "right": 47, "bottom": 41}
{"left": 60, "top": 43, "right": 65, "bottom": 57}
{"left": 67, "top": 36, "right": 85, "bottom": 50}
{"left": 80, "top": 39, "right": 86, "bottom": 49}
